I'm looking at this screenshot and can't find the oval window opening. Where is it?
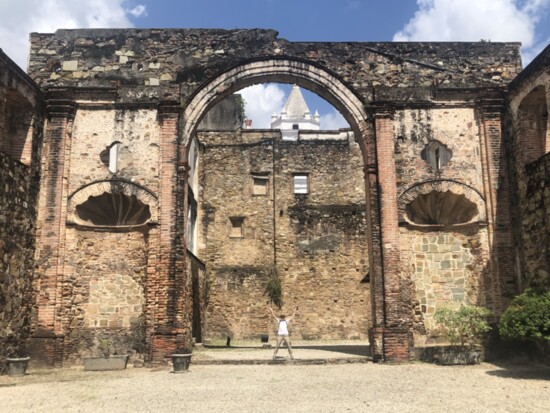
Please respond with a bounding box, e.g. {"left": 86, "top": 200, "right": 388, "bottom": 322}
{"left": 405, "top": 190, "right": 478, "bottom": 226}
{"left": 76, "top": 192, "right": 151, "bottom": 226}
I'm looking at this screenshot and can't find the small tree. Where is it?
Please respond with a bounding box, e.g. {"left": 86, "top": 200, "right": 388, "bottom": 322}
{"left": 434, "top": 305, "right": 492, "bottom": 347}
{"left": 499, "top": 289, "right": 550, "bottom": 342}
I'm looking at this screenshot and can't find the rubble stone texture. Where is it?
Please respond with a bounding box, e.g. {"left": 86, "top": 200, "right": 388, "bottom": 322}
{"left": 199, "top": 129, "right": 369, "bottom": 340}
{"left": 0, "top": 50, "right": 44, "bottom": 369}
{"left": 0, "top": 29, "right": 549, "bottom": 366}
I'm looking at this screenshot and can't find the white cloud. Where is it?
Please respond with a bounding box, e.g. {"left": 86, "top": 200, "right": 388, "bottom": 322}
{"left": 321, "top": 110, "right": 349, "bottom": 130}
{"left": 129, "top": 5, "right": 148, "bottom": 18}
{"left": 239, "top": 84, "right": 286, "bottom": 129}
{"left": 394, "top": 0, "right": 550, "bottom": 64}
{"left": 0, "top": 0, "right": 147, "bottom": 70}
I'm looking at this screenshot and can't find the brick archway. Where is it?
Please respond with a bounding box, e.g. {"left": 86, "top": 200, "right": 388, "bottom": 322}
{"left": 179, "top": 57, "right": 411, "bottom": 362}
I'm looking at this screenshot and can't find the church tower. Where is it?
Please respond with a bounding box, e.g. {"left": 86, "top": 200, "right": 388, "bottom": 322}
{"left": 270, "top": 85, "right": 320, "bottom": 140}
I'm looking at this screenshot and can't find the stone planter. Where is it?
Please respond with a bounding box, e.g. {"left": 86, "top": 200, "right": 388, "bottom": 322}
{"left": 83, "top": 355, "right": 130, "bottom": 371}
{"left": 437, "top": 346, "right": 483, "bottom": 365}
{"left": 172, "top": 354, "right": 192, "bottom": 373}
{"left": 6, "top": 357, "right": 30, "bottom": 377}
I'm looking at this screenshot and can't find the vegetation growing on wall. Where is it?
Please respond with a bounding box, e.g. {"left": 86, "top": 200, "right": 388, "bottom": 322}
{"left": 265, "top": 267, "right": 283, "bottom": 309}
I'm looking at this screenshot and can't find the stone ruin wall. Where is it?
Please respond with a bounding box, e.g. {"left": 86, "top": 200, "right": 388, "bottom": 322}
{"left": 0, "top": 51, "right": 44, "bottom": 366}
{"left": 505, "top": 46, "right": 550, "bottom": 290}
{"left": 199, "top": 129, "right": 369, "bottom": 341}
{"left": 32, "top": 106, "right": 161, "bottom": 361}
{"left": 17, "top": 28, "right": 530, "bottom": 362}
{"left": 393, "top": 107, "right": 493, "bottom": 341}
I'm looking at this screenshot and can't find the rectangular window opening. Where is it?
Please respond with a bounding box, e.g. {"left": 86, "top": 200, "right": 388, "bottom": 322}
{"left": 293, "top": 174, "right": 309, "bottom": 194}
{"left": 251, "top": 174, "right": 269, "bottom": 196}
{"left": 229, "top": 217, "right": 245, "bottom": 238}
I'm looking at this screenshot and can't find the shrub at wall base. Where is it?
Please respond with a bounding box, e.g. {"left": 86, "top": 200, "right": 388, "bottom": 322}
{"left": 432, "top": 305, "right": 492, "bottom": 365}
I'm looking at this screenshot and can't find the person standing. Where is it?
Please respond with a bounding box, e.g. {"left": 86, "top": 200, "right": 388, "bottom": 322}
{"left": 269, "top": 306, "right": 297, "bottom": 360}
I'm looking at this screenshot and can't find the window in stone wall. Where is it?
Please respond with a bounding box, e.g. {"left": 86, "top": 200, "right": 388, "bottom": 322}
{"left": 76, "top": 191, "right": 151, "bottom": 226}
{"left": 421, "top": 141, "right": 452, "bottom": 171}
{"left": 100, "top": 141, "right": 123, "bottom": 173}
{"left": 229, "top": 216, "right": 245, "bottom": 238}
{"left": 251, "top": 173, "right": 269, "bottom": 195}
{"left": 293, "top": 173, "right": 309, "bottom": 194}
{"left": 292, "top": 124, "right": 299, "bottom": 130}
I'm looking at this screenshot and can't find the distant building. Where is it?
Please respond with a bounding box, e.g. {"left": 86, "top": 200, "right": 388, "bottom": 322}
{"left": 270, "top": 85, "right": 320, "bottom": 139}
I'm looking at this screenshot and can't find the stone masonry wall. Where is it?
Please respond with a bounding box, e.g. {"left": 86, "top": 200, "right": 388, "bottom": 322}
{"left": 0, "top": 155, "right": 40, "bottom": 366}
{"left": 0, "top": 50, "right": 44, "bottom": 369}
{"left": 23, "top": 28, "right": 525, "bottom": 361}
{"left": 506, "top": 45, "right": 550, "bottom": 290}
{"left": 518, "top": 154, "right": 550, "bottom": 288}
{"left": 69, "top": 108, "right": 160, "bottom": 194}
{"left": 393, "top": 107, "right": 494, "bottom": 340}
{"left": 60, "top": 229, "right": 149, "bottom": 363}
{"left": 199, "top": 129, "right": 369, "bottom": 341}
{"left": 30, "top": 104, "right": 161, "bottom": 363}
{"left": 27, "top": 30, "right": 521, "bottom": 94}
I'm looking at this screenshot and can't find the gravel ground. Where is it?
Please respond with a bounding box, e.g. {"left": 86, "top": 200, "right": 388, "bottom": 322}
{"left": 1, "top": 361, "right": 549, "bottom": 413}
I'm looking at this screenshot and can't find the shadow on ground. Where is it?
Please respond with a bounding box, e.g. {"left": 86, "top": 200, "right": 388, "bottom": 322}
{"left": 485, "top": 361, "right": 550, "bottom": 380}
{"left": 203, "top": 344, "right": 371, "bottom": 357}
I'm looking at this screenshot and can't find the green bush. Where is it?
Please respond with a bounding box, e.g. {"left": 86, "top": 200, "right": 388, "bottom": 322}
{"left": 434, "top": 305, "right": 492, "bottom": 346}
{"left": 499, "top": 289, "right": 550, "bottom": 342}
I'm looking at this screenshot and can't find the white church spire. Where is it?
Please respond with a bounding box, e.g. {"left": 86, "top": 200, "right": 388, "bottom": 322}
{"left": 271, "top": 85, "right": 320, "bottom": 140}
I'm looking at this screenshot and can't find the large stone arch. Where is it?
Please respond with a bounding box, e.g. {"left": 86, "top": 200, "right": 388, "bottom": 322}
{"left": 179, "top": 57, "right": 406, "bottom": 361}
{"left": 180, "top": 58, "right": 370, "bottom": 151}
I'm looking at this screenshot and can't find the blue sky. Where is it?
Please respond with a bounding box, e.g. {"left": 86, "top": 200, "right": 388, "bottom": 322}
{"left": 1, "top": 0, "right": 549, "bottom": 128}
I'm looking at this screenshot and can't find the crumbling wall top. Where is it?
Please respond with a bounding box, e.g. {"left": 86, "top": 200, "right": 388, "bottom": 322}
{"left": 27, "top": 28, "right": 522, "bottom": 94}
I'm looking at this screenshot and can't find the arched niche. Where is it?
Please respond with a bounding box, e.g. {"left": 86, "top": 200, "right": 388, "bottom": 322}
{"left": 68, "top": 180, "right": 158, "bottom": 227}
{"left": 398, "top": 180, "right": 486, "bottom": 228}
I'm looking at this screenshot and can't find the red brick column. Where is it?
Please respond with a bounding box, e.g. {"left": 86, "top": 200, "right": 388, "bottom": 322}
{"left": 369, "top": 108, "right": 413, "bottom": 362}
{"left": 478, "top": 101, "right": 516, "bottom": 312}
{"left": 29, "top": 98, "right": 76, "bottom": 367}
{"left": 150, "top": 102, "right": 190, "bottom": 361}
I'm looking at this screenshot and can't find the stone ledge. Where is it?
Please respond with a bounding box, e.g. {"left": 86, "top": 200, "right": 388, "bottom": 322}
{"left": 192, "top": 357, "right": 372, "bottom": 366}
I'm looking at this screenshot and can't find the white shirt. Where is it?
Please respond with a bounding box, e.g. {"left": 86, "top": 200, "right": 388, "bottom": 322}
{"left": 278, "top": 319, "right": 289, "bottom": 335}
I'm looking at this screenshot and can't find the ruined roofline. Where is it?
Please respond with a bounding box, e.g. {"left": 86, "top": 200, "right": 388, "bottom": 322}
{"left": 507, "top": 42, "right": 550, "bottom": 96}
{"left": 29, "top": 28, "right": 522, "bottom": 77}
{"left": 30, "top": 28, "right": 522, "bottom": 50}
{"left": 0, "top": 48, "right": 44, "bottom": 101}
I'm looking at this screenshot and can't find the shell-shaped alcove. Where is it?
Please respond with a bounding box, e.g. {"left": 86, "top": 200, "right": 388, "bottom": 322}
{"left": 405, "top": 190, "right": 478, "bottom": 226}
{"left": 76, "top": 192, "right": 151, "bottom": 226}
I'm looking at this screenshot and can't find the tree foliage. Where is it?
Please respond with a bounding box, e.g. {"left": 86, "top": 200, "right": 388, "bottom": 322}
{"left": 499, "top": 289, "right": 550, "bottom": 342}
